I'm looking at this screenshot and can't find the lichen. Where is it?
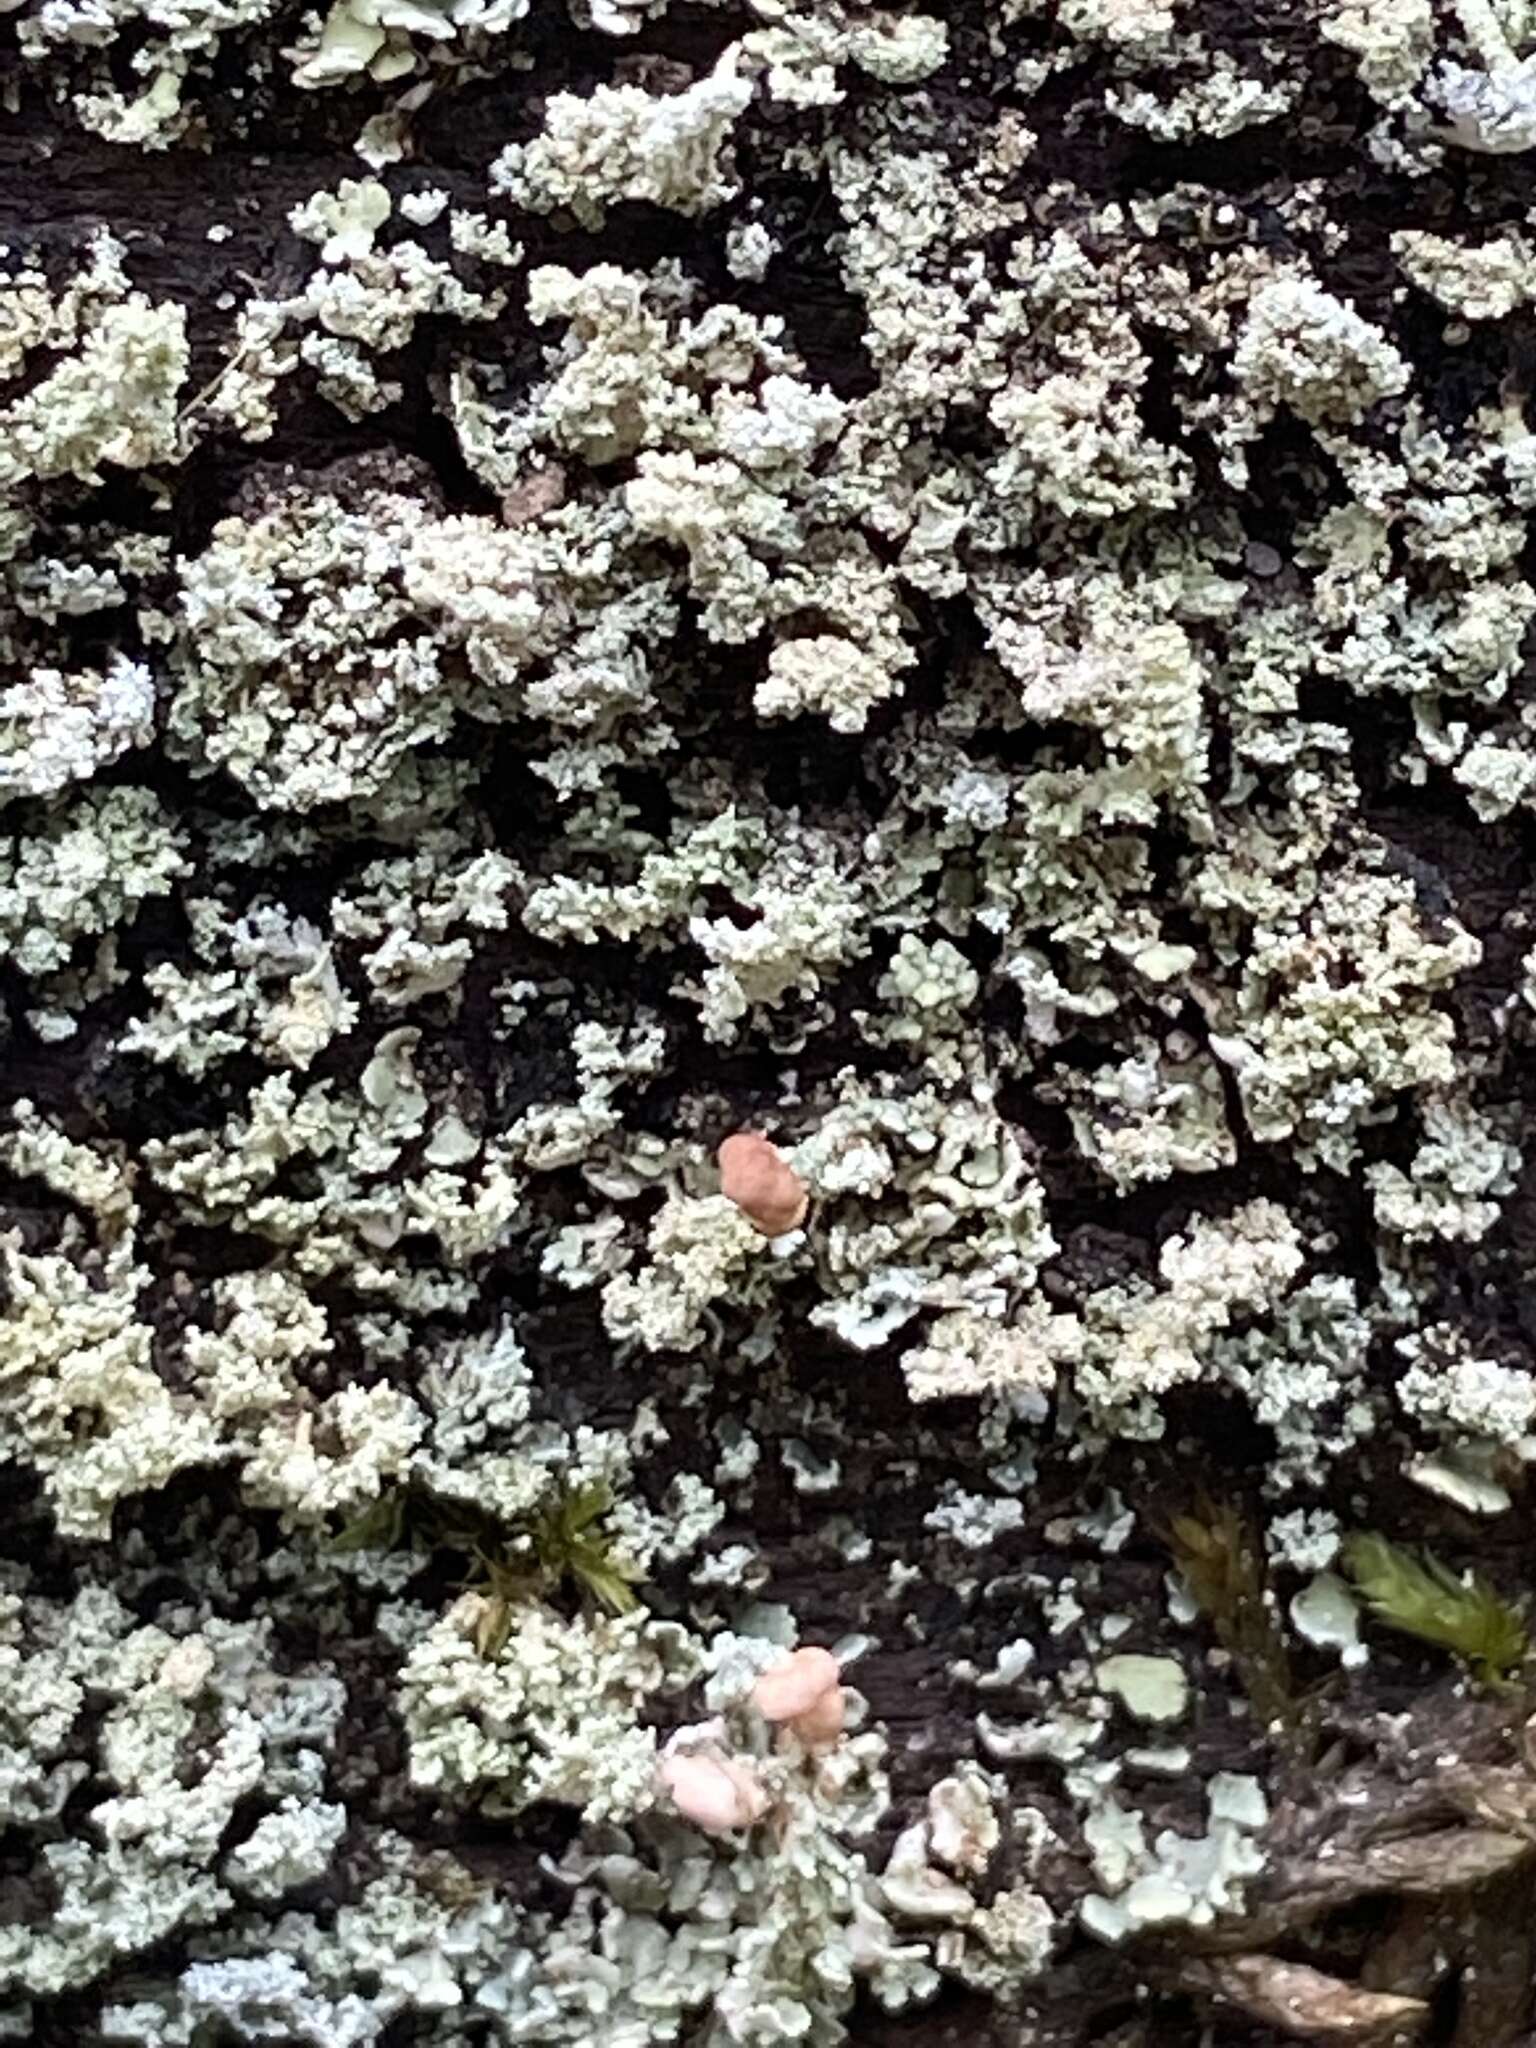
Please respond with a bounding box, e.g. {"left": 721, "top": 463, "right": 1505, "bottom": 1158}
{"left": 5, "top": 9, "right": 1536, "bottom": 2043}
{"left": 490, "top": 52, "right": 754, "bottom": 229}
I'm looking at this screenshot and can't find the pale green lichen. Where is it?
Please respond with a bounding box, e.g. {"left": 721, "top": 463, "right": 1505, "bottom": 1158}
{"left": 0, "top": 246, "right": 187, "bottom": 485}
{"left": 490, "top": 52, "right": 754, "bottom": 229}
{"left": 3, "top": 14, "right": 1535, "bottom": 2044}
{"left": 0, "top": 787, "right": 188, "bottom": 976}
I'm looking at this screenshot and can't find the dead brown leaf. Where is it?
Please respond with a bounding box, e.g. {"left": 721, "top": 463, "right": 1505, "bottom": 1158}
{"left": 1439, "top": 1767, "right": 1536, "bottom": 1844}
{"left": 1234, "top": 1824, "right": 1534, "bottom": 1939}
{"left": 1179, "top": 1955, "right": 1428, "bottom": 2040}
{"left": 1359, "top": 1826, "right": 1530, "bottom": 1893}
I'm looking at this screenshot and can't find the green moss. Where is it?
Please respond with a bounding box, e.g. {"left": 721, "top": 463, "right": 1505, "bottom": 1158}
{"left": 335, "top": 1477, "right": 642, "bottom": 1656}
{"left": 1166, "top": 1499, "right": 1313, "bottom": 1754}
{"left": 1342, "top": 1532, "right": 1528, "bottom": 1689}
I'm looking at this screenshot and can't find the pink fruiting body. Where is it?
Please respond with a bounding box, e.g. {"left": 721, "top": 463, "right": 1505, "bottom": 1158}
{"left": 717, "top": 1132, "right": 809, "bottom": 1236}
{"left": 753, "top": 1645, "right": 842, "bottom": 1727}
{"left": 787, "top": 1682, "right": 846, "bottom": 1749}
{"left": 658, "top": 1750, "right": 767, "bottom": 1833}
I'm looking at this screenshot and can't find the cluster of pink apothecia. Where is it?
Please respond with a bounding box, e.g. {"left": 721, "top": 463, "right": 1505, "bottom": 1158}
{"left": 655, "top": 1143, "right": 829, "bottom": 1833}
{"left": 657, "top": 1647, "right": 846, "bottom": 1834}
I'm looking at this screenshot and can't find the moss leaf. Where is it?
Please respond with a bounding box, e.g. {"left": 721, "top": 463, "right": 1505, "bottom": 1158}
{"left": 1342, "top": 1532, "right": 1528, "bottom": 1687}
